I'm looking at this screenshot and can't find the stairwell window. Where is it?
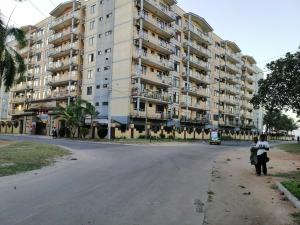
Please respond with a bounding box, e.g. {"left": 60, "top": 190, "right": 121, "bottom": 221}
{"left": 88, "top": 53, "right": 94, "bottom": 62}
{"left": 90, "top": 4, "right": 95, "bottom": 14}
{"left": 87, "top": 86, "right": 93, "bottom": 95}
{"left": 90, "top": 20, "right": 95, "bottom": 30}
{"left": 87, "top": 70, "right": 93, "bottom": 79}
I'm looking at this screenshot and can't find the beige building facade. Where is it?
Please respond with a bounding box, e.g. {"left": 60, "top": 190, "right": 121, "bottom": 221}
{"left": 5, "top": 0, "right": 263, "bottom": 135}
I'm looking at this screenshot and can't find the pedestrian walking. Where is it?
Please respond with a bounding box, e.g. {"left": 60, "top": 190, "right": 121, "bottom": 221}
{"left": 255, "top": 134, "right": 270, "bottom": 176}
{"left": 250, "top": 136, "right": 258, "bottom": 171}
{"left": 51, "top": 126, "right": 57, "bottom": 139}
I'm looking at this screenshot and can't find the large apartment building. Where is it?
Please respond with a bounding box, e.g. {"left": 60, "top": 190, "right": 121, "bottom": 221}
{"left": 5, "top": 0, "right": 263, "bottom": 135}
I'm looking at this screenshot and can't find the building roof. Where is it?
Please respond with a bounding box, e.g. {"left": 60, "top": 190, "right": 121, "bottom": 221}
{"left": 184, "top": 12, "right": 213, "bottom": 32}
{"left": 50, "top": 0, "right": 80, "bottom": 17}
{"left": 243, "top": 55, "right": 257, "bottom": 64}
{"left": 224, "top": 40, "right": 241, "bottom": 53}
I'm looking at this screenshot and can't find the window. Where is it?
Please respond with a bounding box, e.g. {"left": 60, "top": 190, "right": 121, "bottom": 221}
{"left": 95, "top": 102, "right": 99, "bottom": 106}
{"left": 89, "top": 37, "right": 94, "bottom": 46}
{"left": 87, "top": 86, "right": 93, "bottom": 95}
{"left": 103, "top": 84, "right": 108, "bottom": 88}
{"left": 99, "top": 17, "right": 103, "bottom": 21}
{"left": 90, "top": 4, "right": 95, "bottom": 14}
{"left": 96, "top": 85, "right": 100, "bottom": 89}
{"left": 89, "top": 20, "right": 95, "bottom": 30}
{"left": 98, "top": 34, "right": 102, "bottom": 38}
{"left": 105, "top": 48, "right": 111, "bottom": 53}
{"left": 105, "top": 30, "right": 112, "bottom": 36}
{"left": 36, "top": 53, "right": 41, "bottom": 62}
{"left": 104, "top": 66, "right": 110, "bottom": 71}
{"left": 87, "top": 70, "right": 93, "bottom": 79}
{"left": 156, "top": 105, "right": 164, "bottom": 113}
{"left": 88, "top": 53, "right": 94, "bottom": 62}
{"left": 102, "top": 102, "right": 108, "bottom": 106}
{"left": 100, "top": 0, "right": 103, "bottom": 4}
{"left": 98, "top": 51, "right": 102, "bottom": 55}
{"left": 106, "top": 13, "right": 112, "bottom": 19}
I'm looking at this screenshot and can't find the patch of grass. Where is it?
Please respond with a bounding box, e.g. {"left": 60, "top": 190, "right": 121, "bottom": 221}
{"left": 282, "top": 180, "right": 300, "bottom": 200}
{"left": 277, "top": 144, "right": 300, "bottom": 154}
{"left": 273, "top": 171, "right": 300, "bottom": 180}
{"left": 291, "top": 212, "right": 300, "bottom": 225}
{"left": 0, "top": 142, "right": 70, "bottom": 177}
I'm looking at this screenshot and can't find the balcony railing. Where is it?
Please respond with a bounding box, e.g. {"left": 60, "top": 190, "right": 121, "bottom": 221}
{"left": 48, "top": 42, "right": 79, "bottom": 57}
{"left": 130, "top": 110, "right": 168, "bottom": 120}
{"left": 183, "top": 54, "right": 210, "bottom": 71}
{"left": 182, "top": 86, "right": 209, "bottom": 97}
{"left": 137, "top": 12, "right": 175, "bottom": 38}
{"left": 143, "top": 0, "right": 176, "bottom": 22}
{"left": 183, "top": 40, "right": 211, "bottom": 58}
{"left": 183, "top": 24, "right": 212, "bottom": 44}
{"left": 182, "top": 71, "right": 210, "bottom": 84}
{"left": 136, "top": 31, "right": 174, "bottom": 54}
{"left": 48, "top": 28, "right": 78, "bottom": 43}
{"left": 134, "top": 71, "right": 172, "bottom": 87}
{"left": 132, "top": 90, "right": 170, "bottom": 103}
{"left": 135, "top": 49, "right": 173, "bottom": 71}
{"left": 47, "top": 57, "right": 78, "bottom": 72}
{"left": 49, "top": 11, "right": 79, "bottom": 29}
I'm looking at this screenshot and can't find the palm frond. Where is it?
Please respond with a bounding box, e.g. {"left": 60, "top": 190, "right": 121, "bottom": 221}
{"left": 6, "top": 27, "right": 27, "bottom": 48}
{"left": 3, "top": 49, "right": 16, "bottom": 92}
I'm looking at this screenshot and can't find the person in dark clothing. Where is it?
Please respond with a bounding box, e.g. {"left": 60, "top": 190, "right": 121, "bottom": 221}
{"left": 250, "top": 136, "right": 259, "bottom": 171}
{"left": 255, "top": 134, "right": 270, "bottom": 176}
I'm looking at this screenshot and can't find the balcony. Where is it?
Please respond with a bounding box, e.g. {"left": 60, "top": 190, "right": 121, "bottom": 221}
{"left": 134, "top": 31, "right": 174, "bottom": 55}
{"left": 223, "top": 62, "right": 242, "bottom": 74}
{"left": 48, "top": 42, "right": 79, "bottom": 59}
{"left": 134, "top": 50, "right": 173, "bottom": 71}
{"left": 132, "top": 90, "right": 170, "bottom": 104}
{"left": 136, "top": 12, "right": 175, "bottom": 39}
{"left": 225, "top": 51, "right": 241, "bottom": 64}
{"left": 183, "top": 40, "right": 211, "bottom": 58}
{"left": 182, "top": 54, "right": 210, "bottom": 71}
{"left": 130, "top": 110, "right": 168, "bottom": 120}
{"left": 182, "top": 71, "right": 210, "bottom": 84}
{"left": 9, "top": 109, "right": 26, "bottom": 116}
{"left": 225, "top": 75, "right": 240, "bottom": 85}
{"left": 133, "top": 72, "right": 172, "bottom": 87}
{"left": 49, "top": 11, "right": 80, "bottom": 30}
{"left": 47, "top": 57, "right": 78, "bottom": 73}
{"left": 137, "top": 0, "right": 176, "bottom": 22}
{"left": 180, "top": 101, "right": 207, "bottom": 111}
{"left": 11, "top": 96, "right": 26, "bottom": 104}
{"left": 243, "top": 63, "right": 257, "bottom": 74}
{"left": 241, "top": 102, "right": 253, "bottom": 110}
{"left": 220, "top": 96, "right": 237, "bottom": 105}
{"left": 51, "top": 90, "right": 77, "bottom": 100}
{"left": 12, "top": 83, "right": 33, "bottom": 93}
{"left": 48, "top": 28, "right": 78, "bottom": 45}
{"left": 181, "top": 86, "right": 209, "bottom": 98}
{"left": 183, "top": 24, "right": 212, "bottom": 45}
{"left": 48, "top": 74, "right": 79, "bottom": 87}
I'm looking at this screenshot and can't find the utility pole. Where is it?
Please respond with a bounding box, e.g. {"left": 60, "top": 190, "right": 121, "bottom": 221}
{"left": 67, "top": 0, "right": 76, "bottom": 106}
{"left": 107, "top": 83, "right": 112, "bottom": 140}
{"left": 185, "top": 14, "right": 191, "bottom": 121}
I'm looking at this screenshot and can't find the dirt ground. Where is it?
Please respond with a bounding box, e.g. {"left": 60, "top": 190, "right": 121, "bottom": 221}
{"left": 204, "top": 146, "right": 300, "bottom": 225}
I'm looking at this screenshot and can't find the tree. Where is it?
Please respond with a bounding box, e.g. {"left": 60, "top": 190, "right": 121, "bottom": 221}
{"left": 263, "top": 109, "right": 298, "bottom": 133}
{"left": 84, "top": 102, "right": 99, "bottom": 138}
{"left": 251, "top": 50, "right": 300, "bottom": 115}
{"left": 54, "top": 98, "right": 98, "bottom": 138}
{"left": 0, "top": 18, "right": 27, "bottom": 91}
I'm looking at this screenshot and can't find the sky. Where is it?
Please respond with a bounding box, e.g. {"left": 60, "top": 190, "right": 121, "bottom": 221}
{"left": 1, "top": 0, "right": 300, "bottom": 135}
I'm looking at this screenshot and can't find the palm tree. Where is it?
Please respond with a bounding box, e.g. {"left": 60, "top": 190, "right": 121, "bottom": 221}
{"left": 85, "top": 102, "right": 99, "bottom": 138}
{"left": 0, "top": 18, "right": 27, "bottom": 91}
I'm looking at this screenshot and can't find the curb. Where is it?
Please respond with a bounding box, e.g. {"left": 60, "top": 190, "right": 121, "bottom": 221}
{"left": 276, "top": 181, "right": 300, "bottom": 209}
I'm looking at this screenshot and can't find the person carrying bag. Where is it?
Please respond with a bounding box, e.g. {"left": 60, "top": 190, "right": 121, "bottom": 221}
{"left": 255, "top": 134, "right": 270, "bottom": 176}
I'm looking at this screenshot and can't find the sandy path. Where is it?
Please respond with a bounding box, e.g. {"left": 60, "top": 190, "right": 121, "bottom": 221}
{"left": 204, "top": 147, "right": 300, "bottom": 225}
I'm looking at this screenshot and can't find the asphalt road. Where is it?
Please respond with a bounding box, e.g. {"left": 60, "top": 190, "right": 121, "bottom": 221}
{"left": 0, "top": 135, "right": 248, "bottom": 225}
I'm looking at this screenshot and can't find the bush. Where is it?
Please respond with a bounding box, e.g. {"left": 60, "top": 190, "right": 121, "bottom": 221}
{"left": 168, "top": 135, "right": 175, "bottom": 140}
{"left": 81, "top": 127, "right": 90, "bottom": 138}
{"left": 97, "top": 126, "right": 108, "bottom": 139}
{"left": 138, "top": 135, "right": 146, "bottom": 139}
{"left": 159, "top": 133, "right": 166, "bottom": 139}
{"left": 58, "top": 128, "right": 66, "bottom": 137}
